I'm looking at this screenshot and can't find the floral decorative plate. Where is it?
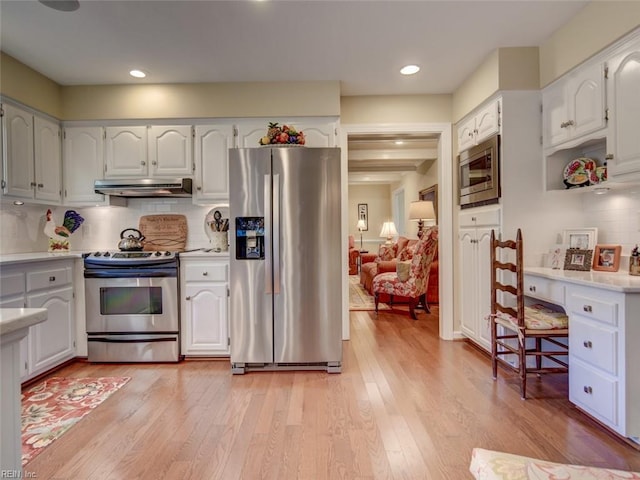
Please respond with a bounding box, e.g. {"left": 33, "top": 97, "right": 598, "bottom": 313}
{"left": 563, "top": 157, "right": 597, "bottom": 188}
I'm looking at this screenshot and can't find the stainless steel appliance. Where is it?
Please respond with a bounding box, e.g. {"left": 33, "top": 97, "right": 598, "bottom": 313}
{"left": 229, "top": 147, "right": 342, "bottom": 374}
{"left": 94, "top": 178, "right": 192, "bottom": 197}
{"left": 84, "top": 251, "right": 180, "bottom": 362}
{"left": 458, "top": 134, "right": 501, "bottom": 209}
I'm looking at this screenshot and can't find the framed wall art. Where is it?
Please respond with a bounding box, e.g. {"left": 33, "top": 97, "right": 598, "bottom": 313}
{"left": 563, "top": 249, "right": 593, "bottom": 271}
{"left": 592, "top": 244, "right": 621, "bottom": 272}
{"left": 562, "top": 228, "right": 598, "bottom": 250}
{"left": 357, "top": 203, "right": 368, "bottom": 231}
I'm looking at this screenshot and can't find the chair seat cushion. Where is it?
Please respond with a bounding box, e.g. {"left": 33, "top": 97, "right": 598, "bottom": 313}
{"left": 373, "top": 272, "right": 415, "bottom": 297}
{"left": 469, "top": 448, "right": 640, "bottom": 480}
{"left": 524, "top": 304, "right": 569, "bottom": 329}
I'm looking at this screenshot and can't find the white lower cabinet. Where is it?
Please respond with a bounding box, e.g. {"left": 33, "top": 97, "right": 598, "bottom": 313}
{"left": 180, "top": 256, "right": 230, "bottom": 356}
{"left": 0, "top": 259, "right": 76, "bottom": 382}
{"left": 458, "top": 207, "right": 501, "bottom": 351}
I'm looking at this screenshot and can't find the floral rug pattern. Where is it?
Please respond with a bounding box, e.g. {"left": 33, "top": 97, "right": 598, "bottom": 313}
{"left": 21, "top": 376, "right": 130, "bottom": 465}
{"left": 349, "top": 275, "right": 390, "bottom": 311}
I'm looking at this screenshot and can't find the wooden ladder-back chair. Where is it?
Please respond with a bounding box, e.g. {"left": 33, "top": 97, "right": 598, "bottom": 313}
{"left": 490, "top": 229, "right": 569, "bottom": 399}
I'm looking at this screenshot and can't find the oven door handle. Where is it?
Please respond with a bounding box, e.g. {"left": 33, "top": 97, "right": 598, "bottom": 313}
{"left": 84, "top": 270, "right": 177, "bottom": 278}
{"left": 88, "top": 336, "right": 178, "bottom": 343}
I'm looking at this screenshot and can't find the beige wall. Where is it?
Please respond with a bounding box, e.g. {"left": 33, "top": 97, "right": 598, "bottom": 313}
{"left": 0, "top": 52, "right": 62, "bottom": 118}
{"left": 61, "top": 81, "right": 340, "bottom": 120}
{"left": 452, "top": 50, "right": 500, "bottom": 124}
{"left": 391, "top": 162, "right": 438, "bottom": 237}
{"left": 340, "top": 95, "right": 452, "bottom": 124}
{"left": 348, "top": 184, "right": 392, "bottom": 251}
{"left": 539, "top": 2, "right": 640, "bottom": 88}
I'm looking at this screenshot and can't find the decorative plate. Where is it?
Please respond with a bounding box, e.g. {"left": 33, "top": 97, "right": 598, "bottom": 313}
{"left": 563, "top": 157, "right": 596, "bottom": 188}
{"left": 204, "top": 207, "right": 229, "bottom": 238}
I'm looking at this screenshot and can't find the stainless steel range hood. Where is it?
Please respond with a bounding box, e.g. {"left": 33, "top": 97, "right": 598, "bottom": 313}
{"left": 94, "top": 178, "right": 192, "bottom": 197}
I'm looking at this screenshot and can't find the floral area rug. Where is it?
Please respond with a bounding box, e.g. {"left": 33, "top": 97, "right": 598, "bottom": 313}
{"left": 349, "top": 275, "right": 390, "bottom": 311}
{"left": 21, "top": 376, "right": 130, "bottom": 465}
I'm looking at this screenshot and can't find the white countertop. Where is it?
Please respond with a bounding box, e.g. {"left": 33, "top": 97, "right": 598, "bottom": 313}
{"left": 0, "top": 308, "right": 48, "bottom": 337}
{"left": 178, "top": 249, "right": 230, "bottom": 258}
{"left": 0, "top": 251, "right": 86, "bottom": 266}
{"left": 525, "top": 266, "right": 640, "bottom": 293}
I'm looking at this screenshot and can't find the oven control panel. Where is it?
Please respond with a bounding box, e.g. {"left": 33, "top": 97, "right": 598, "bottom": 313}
{"left": 84, "top": 251, "right": 177, "bottom": 267}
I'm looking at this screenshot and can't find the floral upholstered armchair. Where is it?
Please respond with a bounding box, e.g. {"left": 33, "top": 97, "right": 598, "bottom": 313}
{"left": 373, "top": 226, "right": 438, "bottom": 319}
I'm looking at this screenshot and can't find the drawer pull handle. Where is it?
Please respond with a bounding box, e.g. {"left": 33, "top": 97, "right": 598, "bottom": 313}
{"left": 583, "top": 386, "right": 593, "bottom": 394}
{"left": 202, "top": 271, "right": 208, "bottom": 276}
{"left": 529, "top": 286, "right": 536, "bottom": 292}
{"left": 185, "top": 296, "right": 191, "bottom": 300}
{"left": 49, "top": 276, "right": 56, "bottom": 282}
{"left": 583, "top": 340, "right": 593, "bottom": 348}
{"left": 583, "top": 305, "right": 593, "bottom": 313}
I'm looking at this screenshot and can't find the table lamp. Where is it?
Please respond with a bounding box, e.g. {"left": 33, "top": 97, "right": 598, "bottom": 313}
{"left": 356, "top": 219, "right": 366, "bottom": 251}
{"left": 379, "top": 221, "right": 398, "bottom": 245}
{"left": 409, "top": 200, "right": 435, "bottom": 238}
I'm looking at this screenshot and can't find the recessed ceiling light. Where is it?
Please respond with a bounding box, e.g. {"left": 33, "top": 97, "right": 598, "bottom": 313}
{"left": 129, "top": 69, "right": 147, "bottom": 78}
{"left": 400, "top": 65, "right": 420, "bottom": 75}
{"left": 395, "top": 140, "right": 404, "bottom": 145}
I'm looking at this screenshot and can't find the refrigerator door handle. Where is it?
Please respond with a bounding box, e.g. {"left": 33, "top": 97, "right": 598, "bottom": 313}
{"left": 273, "top": 173, "right": 281, "bottom": 294}
{"left": 264, "top": 174, "right": 273, "bottom": 294}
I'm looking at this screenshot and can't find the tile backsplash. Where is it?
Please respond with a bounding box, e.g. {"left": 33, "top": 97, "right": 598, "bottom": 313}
{"left": 0, "top": 199, "right": 228, "bottom": 254}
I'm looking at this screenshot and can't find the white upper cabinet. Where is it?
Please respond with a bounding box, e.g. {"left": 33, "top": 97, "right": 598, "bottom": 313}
{"left": 193, "top": 124, "right": 235, "bottom": 203}
{"left": 105, "top": 126, "right": 148, "bottom": 177}
{"left": 457, "top": 99, "right": 500, "bottom": 152}
{"left": 1, "top": 103, "right": 61, "bottom": 204}
{"left": 148, "top": 125, "right": 193, "bottom": 177}
{"left": 105, "top": 125, "right": 193, "bottom": 178}
{"left": 63, "top": 126, "right": 107, "bottom": 205}
{"left": 542, "top": 62, "right": 607, "bottom": 149}
{"left": 608, "top": 34, "right": 640, "bottom": 178}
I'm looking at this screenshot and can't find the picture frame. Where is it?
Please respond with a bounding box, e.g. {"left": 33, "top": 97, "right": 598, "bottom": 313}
{"left": 563, "top": 249, "right": 593, "bottom": 271}
{"left": 419, "top": 184, "right": 438, "bottom": 224}
{"left": 546, "top": 244, "right": 568, "bottom": 270}
{"left": 562, "top": 228, "right": 598, "bottom": 250}
{"left": 592, "top": 244, "right": 621, "bottom": 272}
{"left": 357, "top": 203, "right": 368, "bottom": 231}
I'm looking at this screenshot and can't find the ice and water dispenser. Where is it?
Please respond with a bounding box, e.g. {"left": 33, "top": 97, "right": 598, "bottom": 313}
{"left": 235, "top": 217, "right": 265, "bottom": 259}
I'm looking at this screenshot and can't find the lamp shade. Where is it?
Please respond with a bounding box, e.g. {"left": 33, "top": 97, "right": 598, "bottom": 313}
{"left": 356, "top": 219, "right": 366, "bottom": 231}
{"left": 408, "top": 200, "right": 435, "bottom": 221}
{"left": 379, "top": 221, "right": 398, "bottom": 238}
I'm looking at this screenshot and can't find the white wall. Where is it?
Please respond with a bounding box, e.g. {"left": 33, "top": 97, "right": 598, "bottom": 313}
{"left": 0, "top": 199, "right": 218, "bottom": 254}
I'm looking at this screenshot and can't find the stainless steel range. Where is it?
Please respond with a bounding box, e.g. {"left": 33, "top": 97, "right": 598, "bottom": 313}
{"left": 84, "top": 251, "right": 180, "bottom": 363}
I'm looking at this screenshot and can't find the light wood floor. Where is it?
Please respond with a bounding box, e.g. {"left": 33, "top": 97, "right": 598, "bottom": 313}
{"left": 24, "top": 307, "right": 640, "bottom": 479}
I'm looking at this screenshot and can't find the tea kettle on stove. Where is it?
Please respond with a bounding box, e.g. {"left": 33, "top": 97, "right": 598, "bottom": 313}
{"left": 118, "top": 228, "right": 145, "bottom": 251}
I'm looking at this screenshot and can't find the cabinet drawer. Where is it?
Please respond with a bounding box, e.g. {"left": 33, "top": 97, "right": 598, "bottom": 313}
{"left": 184, "top": 263, "right": 228, "bottom": 282}
{"left": 569, "top": 316, "right": 617, "bottom": 375}
{"left": 1, "top": 271, "right": 25, "bottom": 297}
{"left": 570, "top": 360, "right": 618, "bottom": 427}
{"left": 524, "top": 276, "right": 565, "bottom": 305}
{"left": 26, "top": 266, "right": 72, "bottom": 291}
{"left": 458, "top": 207, "right": 500, "bottom": 227}
{"left": 568, "top": 292, "right": 618, "bottom": 326}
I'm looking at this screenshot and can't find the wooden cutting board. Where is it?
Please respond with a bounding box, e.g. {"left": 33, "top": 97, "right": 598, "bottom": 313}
{"left": 139, "top": 214, "right": 188, "bottom": 251}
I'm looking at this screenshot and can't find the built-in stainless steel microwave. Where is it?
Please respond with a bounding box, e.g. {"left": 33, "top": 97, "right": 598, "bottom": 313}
{"left": 458, "top": 134, "right": 500, "bottom": 209}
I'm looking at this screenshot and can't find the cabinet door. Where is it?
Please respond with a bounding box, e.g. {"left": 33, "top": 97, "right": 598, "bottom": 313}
{"left": 33, "top": 116, "right": 62, "bottom": 203}
{"left": 458, "top": 229, "right": 477, "bottom": 338}
{"left": 295, "top": 122, "right": 336, "bottom": 147}
{"left": 542, "top": 80, "right": 569, "bottom": 148}
{"left": 105, "top": 126, "right": 147, "bottom": 177}
{"left": 474, "top": 101, "right": 500, "bottom": 144}
{"left": 27, "top": 286, "right": 74, "bottom": 375}
{"left": 457, "top": 117, "right": 476, "bottom": 152}
{"left": 475, "top": 227, "right": 494, "bottom": 349}
{"left": 183, "top": 284, "right": 228, "bottom": 355}
{"left": 194, "top": 124, "right": 234, "bottom": 203}
{"left": 148, "top": 125, "right": 193, "bottom": 177}
{"left": 609, "top": 38, "right": 640, "bottom": 177}
{"left": 568, "top": 62, "right": 606, "bottom": 140}
{"left": 2, "top": 103, "right": 34, "bottom": 199}
{"left": 63, "top": 126, "right": 107, "bottom": 205}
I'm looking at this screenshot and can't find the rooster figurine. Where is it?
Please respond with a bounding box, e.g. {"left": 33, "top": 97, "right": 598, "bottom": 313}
{"left": 44, "top": 209, "right": 84, "bottom": 251}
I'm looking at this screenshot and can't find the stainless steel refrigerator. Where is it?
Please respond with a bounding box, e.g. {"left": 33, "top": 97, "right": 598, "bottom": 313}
{"left": 229, "top": 147, "right": 342, "bottom": 374}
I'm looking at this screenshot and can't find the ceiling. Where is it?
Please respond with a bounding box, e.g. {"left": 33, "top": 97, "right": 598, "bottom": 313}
{"left": 0, "top": 0, "right": 589, "bottom": 184}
